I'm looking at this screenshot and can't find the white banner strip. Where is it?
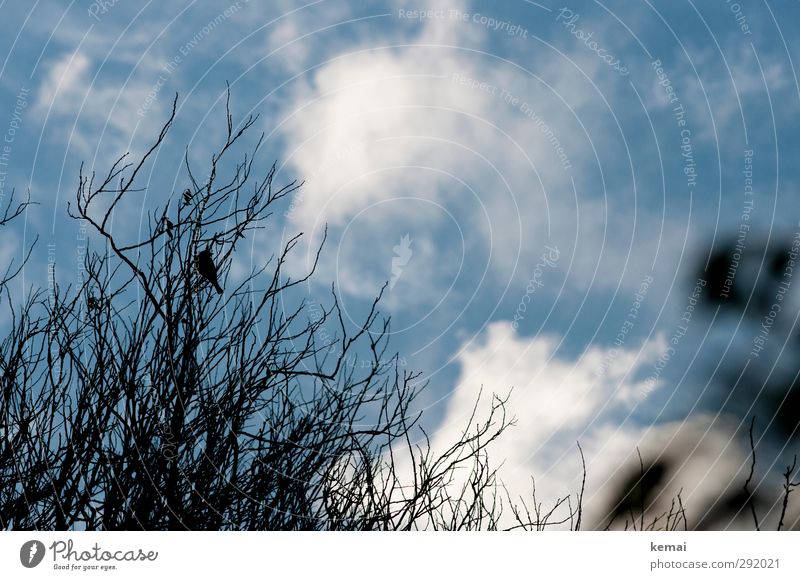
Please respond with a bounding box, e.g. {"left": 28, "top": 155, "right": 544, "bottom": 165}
{"left": 1, "top": 532, "right": 798, "bottom": 578}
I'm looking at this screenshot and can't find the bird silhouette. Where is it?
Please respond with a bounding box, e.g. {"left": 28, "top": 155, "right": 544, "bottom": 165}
{"left": 196, "top": 247, "right": 223, "bottom": 294}
{"left": 162, "top": 217, "right": 175, "bottom": 239}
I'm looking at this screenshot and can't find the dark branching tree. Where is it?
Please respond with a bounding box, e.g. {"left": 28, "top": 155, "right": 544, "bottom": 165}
{"left": 0, "top": 91, "right": 589, "bottom": 531}
{"left": 7, "top": 90, "right": 791, "bottom": 532}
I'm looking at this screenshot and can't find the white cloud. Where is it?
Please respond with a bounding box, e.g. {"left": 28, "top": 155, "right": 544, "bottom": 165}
{"left": 428, "top": 321, "right": 799, "bottom": 529}
{"left": 33, "top": 51, "right": 92, "bottom": 116}
{"left": 430, "top": 321, "right": 663, "bottom": 500}
{"left": 271, "top": 3, "right": 687, "bottom": 310}
{"left": 265, "top": 16, "right": 310, "bottom": 73}
{"left": 32, "top": 49, "right": 172, "bottom": 163}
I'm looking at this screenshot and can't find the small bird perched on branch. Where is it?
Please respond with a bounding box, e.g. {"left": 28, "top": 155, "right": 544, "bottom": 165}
{"left": 196, "top": 247, "right": 223, "bottom": 294}
{"left": 161, "top": 217, "right": 175, "bottom": 239}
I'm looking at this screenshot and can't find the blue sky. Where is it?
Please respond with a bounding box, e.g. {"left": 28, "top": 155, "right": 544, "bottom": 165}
{"left": 3, "top": 0, "right": 800, "bottom": 526}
